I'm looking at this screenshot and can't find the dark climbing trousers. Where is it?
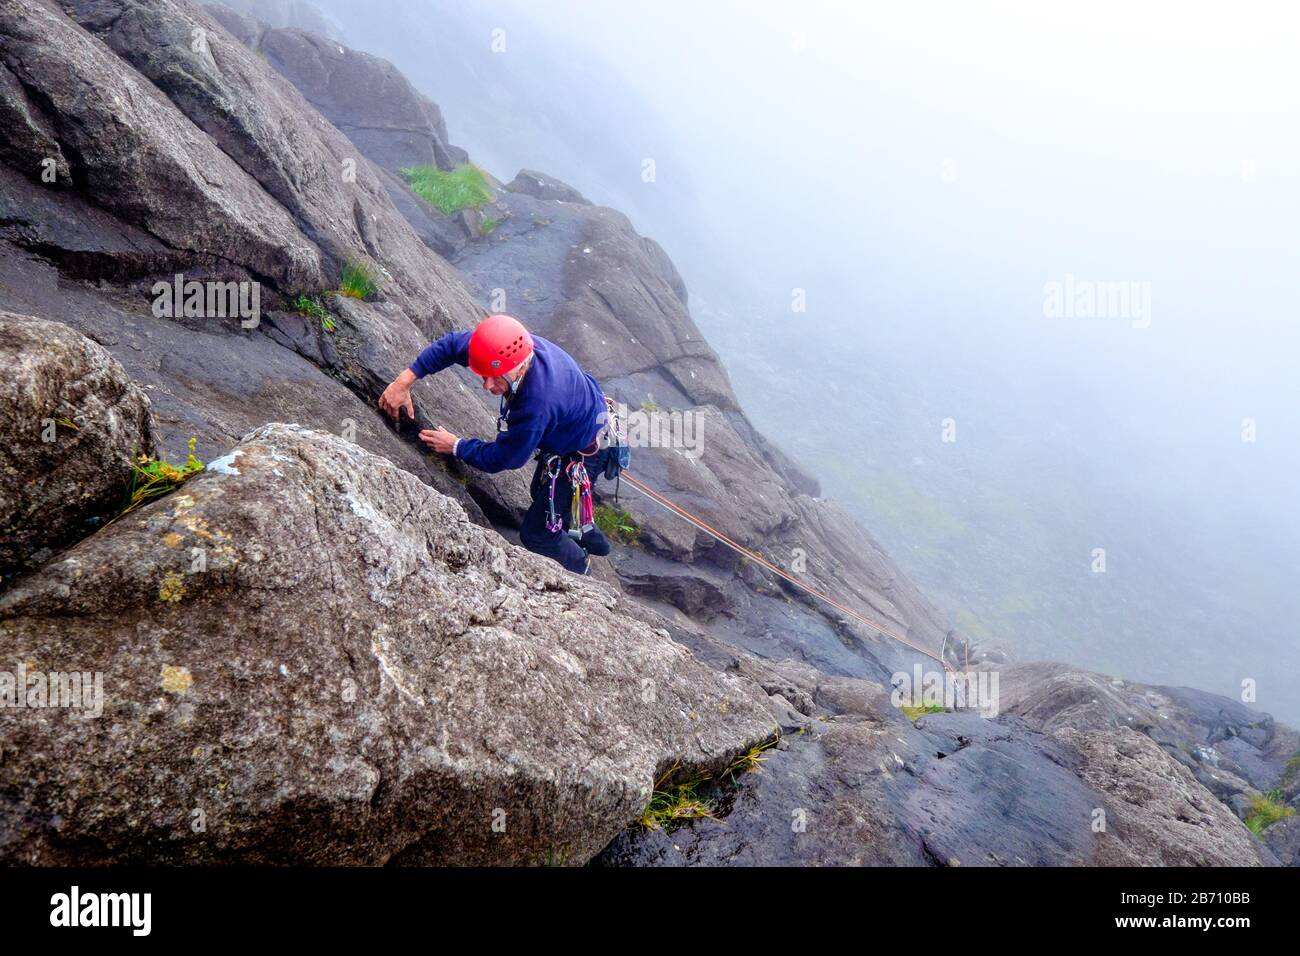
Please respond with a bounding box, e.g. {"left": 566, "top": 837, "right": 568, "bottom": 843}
{"left": 519, "top": 446, "right": 613, "bottom": 575}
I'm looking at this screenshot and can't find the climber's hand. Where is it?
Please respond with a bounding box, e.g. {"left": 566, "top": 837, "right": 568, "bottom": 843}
{"left": 379, "top": 370, "right": 416, "bottom": 422}
{"left": 419, "top": 427, "right": 458, "bottom": 455}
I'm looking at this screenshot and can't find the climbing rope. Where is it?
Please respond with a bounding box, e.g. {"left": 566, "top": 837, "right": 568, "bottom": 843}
{"left": 617, "top": 470, "right": 957, "bottom": 672}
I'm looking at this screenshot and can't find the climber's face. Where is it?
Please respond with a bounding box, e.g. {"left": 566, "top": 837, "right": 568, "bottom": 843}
{"left": 481, "top": 359, "right": 528, "bottom": 397}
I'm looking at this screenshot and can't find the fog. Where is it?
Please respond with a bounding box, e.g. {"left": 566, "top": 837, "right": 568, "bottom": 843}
{"left": 312, "top": 0, "right": 1299, "bottom": 720}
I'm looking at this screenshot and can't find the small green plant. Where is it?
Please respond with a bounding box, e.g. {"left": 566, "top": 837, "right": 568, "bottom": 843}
{"left": 639, "top": 400, "right": 658, "bottom": 413}
{"left": 292, "top": 294, "right": 334, "bottom": 331}
{"left": 637, "top": 762, "right": 716, "bottom": 832}
{"left": 400, "top": 163, "right": 493, "bottom": 216}
{"left": 899, "top": 702, "right": 946, "bottom": 721}
{"left": 479, "top": 216, "right": 500, "bottom": 236}
{"left": 117, "top": 437, "right": 204, "bottom": 520}
{"left": 338, "top": 260, "right": 378, "bottom": 300}
{"left": 530, "top": 214, "right": 551, "bottom": 227}
{"left": 594, "top": 504, "right": 639, "bottom": 544}
{"left": 1244, "top": 790, "right": 1295, "bottom": 835}
{"left": 1283, "top": 753, "right": 1300, "bottom": 784}
{"left": 724, "top": 737, "right": 778, "bottom": 780}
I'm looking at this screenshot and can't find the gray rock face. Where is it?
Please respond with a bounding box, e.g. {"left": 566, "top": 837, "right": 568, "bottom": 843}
{"left": 1264, "top": 815, "right": 1300, "bottom": 866}
{"left": 597, "top": 655, "right": 1275, "bottom": 866}
{"left": 0, "top": 424, "right": 776, "bottom": 864}
{"left": 999, "top": 662, "right": 1299, "bottom": 801}
{"left": 0, "top": 0, "right": 322, "bottom": 290}
{"left": 0, "top": 314, "right": 157, "bottom": 575}
{"left": 207, "top": 0, "right": 342, "bottom": 39}
{"left": 62, "top": 0, "right": 473, "bottom": 319}
{"left": 1057, "top": 728, "right": 1275, "bottom": 865}
{"left": 206, "top": 7, "right": 466, "bottom": 174}
{"left": 204, "top": 3, "right": 475, "bottom": 260}
{"left": 505, "top": 169, "right": 591, "bottom": 205}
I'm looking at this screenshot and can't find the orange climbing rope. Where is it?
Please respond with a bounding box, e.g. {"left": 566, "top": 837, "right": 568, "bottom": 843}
{"left": 617, "top": 470, "right": 955, "bottom": 671}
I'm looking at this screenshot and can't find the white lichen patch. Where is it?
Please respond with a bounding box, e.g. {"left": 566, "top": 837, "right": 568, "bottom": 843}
{"left": 206, "top": 450, "right": 243, "bottom": 475}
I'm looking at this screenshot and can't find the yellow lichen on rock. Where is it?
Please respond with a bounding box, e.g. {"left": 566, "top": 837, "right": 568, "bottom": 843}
{"left": 160, "top": 665, "right": 193, "bottom": 694}
{"left": 158, "top": 570, "right": 186, "bottom": 602}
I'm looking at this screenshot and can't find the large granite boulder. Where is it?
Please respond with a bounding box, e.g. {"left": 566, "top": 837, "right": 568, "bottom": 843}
{"left": 0, "top": 424, "right": 776, "bottom": 864}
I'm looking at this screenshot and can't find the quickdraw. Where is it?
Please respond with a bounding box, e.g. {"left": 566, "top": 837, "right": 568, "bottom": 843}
{"left": 543, "top": 455, "right": 564, "bottom": 533}
{"left": 565, "top": 459, "right": 594, "bottom": 540}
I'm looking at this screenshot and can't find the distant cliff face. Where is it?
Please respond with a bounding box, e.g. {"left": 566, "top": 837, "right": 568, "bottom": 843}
{"left": 0, "top": 0, "right": 1292, "bottom": 865}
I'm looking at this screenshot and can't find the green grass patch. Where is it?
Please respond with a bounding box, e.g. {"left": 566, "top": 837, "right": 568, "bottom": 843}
{"left": 479, "top": 216, "right": 500, "bottom": 236}
{"left": 115, "top": 438, "right": 204, "bottom": 521}
{"left": 899, "top": 702, "right": 946, "bottom": 721}
{"left": 1245, "top": 790, "right": 1295, "bottom": 835}
{"left": 400, "top": 163, "right": 493, "bottom": 216}
{"left": 338, "top": 260, "right": 378, "bottom": 300}
{"left": 637, "top": 736, "right": 779, "bottom": 832}
{"left": 724, "top": 737, "right": 778, "bottom": 780}
{"left": 291, "top": 294, "right": 334, "bottom": 332}
{"left": 594, "top": 504, "right": 639, "bottom": 544}
{"left": 637, "top": 762, "right": 717, "bottom": 832}
{"left": 639, "top": 400, "right": 659, "bottom": 412}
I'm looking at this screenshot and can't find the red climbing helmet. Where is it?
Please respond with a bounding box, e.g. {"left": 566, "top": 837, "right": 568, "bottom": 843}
{"left": 468, "top": 313, "right": 534, "bottom": 378}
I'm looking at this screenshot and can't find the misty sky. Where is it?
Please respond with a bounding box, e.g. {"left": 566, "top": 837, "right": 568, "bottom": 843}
{"left": 314, "top": 0, "right": 1298, "bottom": 717}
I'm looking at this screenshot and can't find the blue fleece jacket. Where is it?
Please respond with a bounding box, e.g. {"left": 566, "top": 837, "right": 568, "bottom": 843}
{"left": 409, "top": 331, "right": 606, "bottom": 473}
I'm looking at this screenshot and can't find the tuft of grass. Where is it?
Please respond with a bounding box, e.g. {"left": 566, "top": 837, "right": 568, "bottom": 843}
{"left": 1245, "top": 790, "right": 1295, "bottom": 835}
{"left": 338, "top": 260, "right": 378, "bottom": 300}
{"left": 292, "top": 294, "right": 334, "bottom": 332}
{"left": 479, "top": 216, "right": 501, "bottom": 236}
{"left": 115, "top": 438, "right": 204, "bottom": 521}
{"left": 899, "top": 702, "right": 946, "bottom": 720}
{"left": 724, "top": 737, "right": 778, "bottom": 780}
{"left": 594, "top": 504, "right": 639, "bottom": 544}
{"left": 637, "top": 762, "right": 716, "bottom": 832}
{"left": 639, "top": 400, "right": 659, "bottom": 412}
{"left": 400, "top": 163, "right": 493, "bottom": 216}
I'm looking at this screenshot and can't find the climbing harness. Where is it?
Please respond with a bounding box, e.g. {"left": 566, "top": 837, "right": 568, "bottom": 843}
{"left": 616, "top": 470, "right": 961, "bottom": 672}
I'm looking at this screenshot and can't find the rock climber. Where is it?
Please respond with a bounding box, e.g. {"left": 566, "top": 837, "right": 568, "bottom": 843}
{"left": 378, "top": 313, "right": 624, "bottom": 575}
